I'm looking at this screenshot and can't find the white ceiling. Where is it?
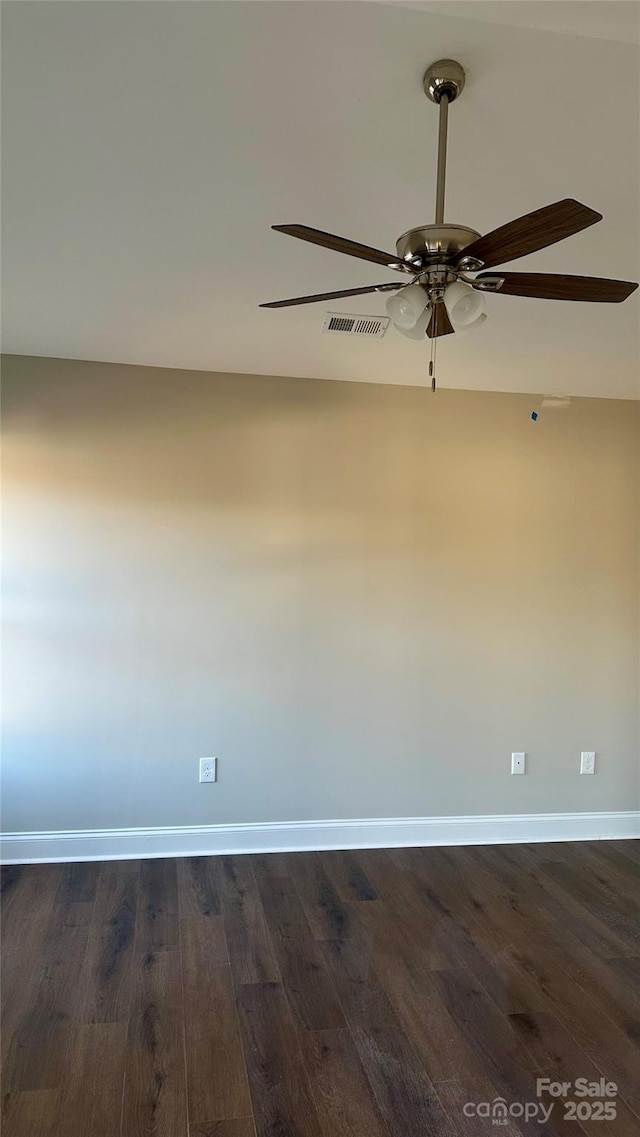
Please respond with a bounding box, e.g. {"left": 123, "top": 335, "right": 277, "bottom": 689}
{"left": 378, "top": 1, "right": 640, "bottom": 45}
{"left": 2, "top": 1, "right": 639, "bottom": 397}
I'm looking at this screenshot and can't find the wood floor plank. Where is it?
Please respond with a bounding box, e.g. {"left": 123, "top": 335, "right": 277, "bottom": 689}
{"left": 611, "top": 840, "right": 640, "bottom": 865}
{"left": 401, "top": 848, "right": 517, "bottom": 944}
{"left": 449, "top": 857, "right": 640, "bottom": 1035}
{"left": 42, "top": 899, "right": 94, "bottom": 965}
{"left": 1, "top": 864, "right": 61, "bottom": 934}
{"left": 519, "top": 842, "right": 575, "bottom": 864}
{"left": 78, "top": 863, "right": 139, "bottom": 1023}
{"left": 2, "top": 957, "right": 80, "bottom": 1092}
{"left": 249, "top": 853, "right": 299, "bottom": 879}
{"left": 540, "top": 860, "right": 639, "bottom": 951}
{"left": 500, "top": 942, "right": 640, "bottom": 1117}
{"left": 480, "top": 942, "right": 569, "bottom": 1020}
{"left": 366, "top": 927, "right": 488, "bottom": 1087}
{"left": 41, "top": 861, "right": 100, "bottom": 965}
{"left": 54, "top": 862, "right": 101, "bottom": 906}
{"left": 356, "top": 886, "right": 456, "bottom": 975}
{"left": 397, "top": 859, "right": 532, "bottom": 1015}
{"left": 180, "top": 911, "right": 229, "bottom": 967}
{"left": 559, "top": 841, "right": 640, "bottom": 895}
{"left": 317, "top": 912, "right": 385, "bottom": 1027}
{"left": 181, "top": 917, "right": 251, "bottom": 1124}
{"left": 3, "top": 878, "right": 96, "bottom": 1090}
{"left": 254, "top": 874, "right": 346, "bottom": 1031}
{"left": 463, "top": 845, "right": 637, "bottom": 962}
{"left": 533, "top": 880, "right": 637, "bottom": 962}
{"left": 288, "top": 853, "right": 352, "bottom": 941}
{"left": 121, "top": 950, "right": 188, "bottom": 1137}
{"left": 0, "top": 864, "right": 22, "bottom": 903}
{"left": 606, "top": 954, "right": 640, "bottom": 997}
{"left": 217, "top": 856, "right": 279, "bottom": 985}
{"left": 320, "top": 850, "right": 378, "bottom": 903}
{"left": 299, "top": 1027, "right": 390, "bottom": 1137}
{"left": 0, "top": 1089, "right": 57, "bottom": 1137}
{"left": 393, "top": 849, "right": 523, "bottom": 982}
{"left": 189, "top": 1121, "right": 256, "bottom": 1137}
{"left": 56, "top": 1021, "right": 128, "bottom": 1137}
{"left": 136, "top": 857, "right": 179, "bottom": 952}
{"left": 236, "top": 981, "right": 324, "bottom": 1137}
{"left": 511, "top": 840, "right": 640, "bottom": 927}
{"left": 354, "top": 859, "right": 457, "bottom": 972}
{"left": 177, "top": 857, "right": 221, "bottom": 919}
{"left": 429, "top": 968, "right": 555, "bottom": 1137}
{"left": 521, "top": 934, "right": 640, "bottom": 1037}
{"left": 349, "top": 985, "right": 454, "bottom": 1137}
{"left": 509, "top": 1010, "right": 639, "bottom": 1137}
{"left": 1, "top": 864, "right": 62, "bottom": 1067}
{"left": 135, "top": 855, "right": 180, "bottom": 955}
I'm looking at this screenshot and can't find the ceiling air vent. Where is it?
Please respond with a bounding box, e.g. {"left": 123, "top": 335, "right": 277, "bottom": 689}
{"left": 322, "top": 312, "right": 389, "bottom": 338}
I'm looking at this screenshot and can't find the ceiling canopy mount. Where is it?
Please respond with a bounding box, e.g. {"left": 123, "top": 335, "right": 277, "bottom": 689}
{"left": 423, "top": 58, "right": 466, "bottom": 104}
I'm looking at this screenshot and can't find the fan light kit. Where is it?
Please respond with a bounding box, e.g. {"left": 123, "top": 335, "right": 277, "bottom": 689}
{"left": 261, "top": 59, "right": 638, "bottom": 388}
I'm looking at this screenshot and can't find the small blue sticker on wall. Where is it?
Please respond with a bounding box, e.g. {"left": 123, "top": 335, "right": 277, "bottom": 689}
{"left": 531, "top": 411, "right": 538, "bottom": 421}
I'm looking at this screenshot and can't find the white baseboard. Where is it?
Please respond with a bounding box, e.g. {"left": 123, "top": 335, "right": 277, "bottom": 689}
{"left": 1, "top": 811, "right": 638, "bottom": 864}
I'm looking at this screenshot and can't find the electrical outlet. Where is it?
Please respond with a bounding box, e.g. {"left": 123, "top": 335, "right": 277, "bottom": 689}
{"left": 511, "top": 752, "right": 526, "bottom": 775}
{"left": 199, "top": 757, "right": 217, "bottom": 783}
{"left": 580, "top": 751, "right": 596, "bottom": 775}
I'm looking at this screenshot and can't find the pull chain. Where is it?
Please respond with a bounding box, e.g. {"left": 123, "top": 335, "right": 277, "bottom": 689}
{"left": 428, "top": 311, "right": 438, "bottom": 391}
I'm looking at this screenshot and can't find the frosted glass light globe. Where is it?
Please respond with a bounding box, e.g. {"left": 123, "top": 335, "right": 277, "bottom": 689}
{"left": 396, "top": 304, "right": 432, "bottom": 340}
{"left": 444, "top": 281, "right": 486, "bottom": 330}
{"left": 386, "top": 283, "right": 429, "bottom": 329}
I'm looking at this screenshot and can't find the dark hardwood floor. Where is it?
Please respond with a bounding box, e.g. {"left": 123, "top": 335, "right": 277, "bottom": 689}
{"left": 1, "top": 840, "right": 639, "bottom": 1136}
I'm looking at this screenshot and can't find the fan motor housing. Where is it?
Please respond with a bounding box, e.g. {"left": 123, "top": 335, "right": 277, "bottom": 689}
{"left": 396, "top": 224, "right": 481, "bottom": 267}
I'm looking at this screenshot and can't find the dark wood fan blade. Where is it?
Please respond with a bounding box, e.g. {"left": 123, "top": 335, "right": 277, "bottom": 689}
{"left": 260, "top": 284, "right": 398, "bottom": 308}
{"left": 272, "top": 225, "right": 410, "bottom": 270}
{"left": 426, "top": 303, "right": 455, "bottom": 339}
{"left": 456, "top": 200, "right": 602, "bottom": 269}
{"left": 475, "top": 272, "right": 638, "bottom": 303}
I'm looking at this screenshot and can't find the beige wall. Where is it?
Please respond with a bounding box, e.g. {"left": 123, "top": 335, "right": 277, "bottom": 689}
{"left": 2, "top": 354, "right": 638, "bottom": 834}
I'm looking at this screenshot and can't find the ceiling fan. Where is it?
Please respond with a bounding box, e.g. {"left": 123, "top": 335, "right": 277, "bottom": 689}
{"left": 260, "top": 59, "right": 637, "bottom": 387}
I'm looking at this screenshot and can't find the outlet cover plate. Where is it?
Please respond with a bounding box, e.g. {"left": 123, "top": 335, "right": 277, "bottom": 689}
{"left": 580, "top": 751, "right": 596, "bottom": 775}
{"left": 199, "top": 757, "right": 217, "bottom": 783}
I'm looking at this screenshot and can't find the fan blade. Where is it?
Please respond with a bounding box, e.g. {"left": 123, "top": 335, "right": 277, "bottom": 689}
{"left": 456, "top": 199, "right": 602, "bottom": 269}
{"left": 474, "top": 272, "right": 638, "bottom": 303}
{"left": 260, "top": 283, "right": 399, "bottom": 308}
{"left": 426, "top": 303, "right": 455, "bottom": 338}
{"left": 272, "top": 224, "right": 411, "bottom": 271}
